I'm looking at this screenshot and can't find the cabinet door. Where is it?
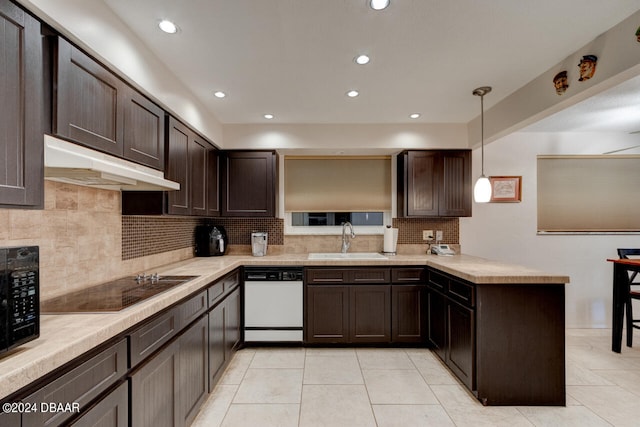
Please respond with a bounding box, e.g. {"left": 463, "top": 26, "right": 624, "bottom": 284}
{"left": 225, "top": 287, "right": 241, "bottom": 355}
{"left": 207, "top": 149, "right": 220, "bottom": 216}
{"left": 402, "top": 151, "right": 440, "bottom": 217}
{"left": 392, "top": 285, "right": 425, "bottom": 343}
{"left": 189, "top": 136, "right": 210, "bottom": 216}
{"left": 23, "top": 339, "right": 128, "bottom": 427}
{"left": 306, "top": 286, "right": 349, "bottom": 343}
{"left": 0, "top": 0, "right": 44, "bottom": 208}
{"left": 54, "top": 37, "right": 124, "bottom": 156}
{"left": 131, "top": 340, "right": 179, "bottom": 427}
{"left": 71, "top": 381, "right": 128, "bottom": 427}
{"left": 427, "top": 288, "right": 447, "bottom": 360}
{"left": 208, "top": 302, "right": 226, "bottom": 391}
{"left": 178, "top": 316, "right": 208, "bottom": 427}
{"left": 166, "top": 117, "right": 190, "bottom": 215}
{"left": 350, "top": 285, "right": 391, "bottom": 343}
{"left": 447, "top": 300, "right": 475, "bottom": 390}
{"left": 439, "top": 151, "right": 471, "bottom": 216}
{"left": 123, "top": 88, "right": 165, "bottom": 170}
{"left": 221, "top": 151, "right": 275, "bottom": 217}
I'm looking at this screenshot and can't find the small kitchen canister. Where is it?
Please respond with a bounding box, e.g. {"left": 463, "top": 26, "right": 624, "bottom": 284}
{"left": 251, "top": 232, "right": 268, "bottom": 256}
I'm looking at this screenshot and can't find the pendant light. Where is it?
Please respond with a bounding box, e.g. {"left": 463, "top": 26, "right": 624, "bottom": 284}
{"left": 472, "top": 86, "right": 492, "bottom": 203}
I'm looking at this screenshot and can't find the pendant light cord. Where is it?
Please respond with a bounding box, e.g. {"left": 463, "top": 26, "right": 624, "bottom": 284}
{"left": 480, "top": 93, "right": 485, "bottom": 176}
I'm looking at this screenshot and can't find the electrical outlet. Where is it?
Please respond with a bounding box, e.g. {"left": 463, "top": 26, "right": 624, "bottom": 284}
{"left": 422, "top": 230, "right": 434, "bottom": 241}
{"left": 436, "top": 230, "right": 443, "bottom": 241}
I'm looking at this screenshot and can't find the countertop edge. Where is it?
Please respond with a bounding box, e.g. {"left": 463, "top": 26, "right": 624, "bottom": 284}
{"left": 0, "top": 253, "right": 568, "bottom": 399}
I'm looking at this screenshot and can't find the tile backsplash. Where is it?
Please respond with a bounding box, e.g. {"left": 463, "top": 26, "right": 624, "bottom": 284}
{"left": 1, "top": 182, "right": 460, "bottom": 298}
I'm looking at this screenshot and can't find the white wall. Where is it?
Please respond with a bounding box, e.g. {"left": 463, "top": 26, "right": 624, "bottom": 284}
{"left": 223, "top": 123, "right": 468, "bottom": 153}
{"left": 461, "top": 131, "right": 640, "bottom": 328}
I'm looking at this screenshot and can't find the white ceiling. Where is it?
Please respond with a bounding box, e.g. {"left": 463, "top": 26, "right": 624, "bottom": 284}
{"left": 100, "top": 0, "right": 640, "bottom": 128}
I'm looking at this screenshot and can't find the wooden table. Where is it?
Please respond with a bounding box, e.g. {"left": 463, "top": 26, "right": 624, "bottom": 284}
{"left": 607, "top": 258, "right": 640, "bottom": 353}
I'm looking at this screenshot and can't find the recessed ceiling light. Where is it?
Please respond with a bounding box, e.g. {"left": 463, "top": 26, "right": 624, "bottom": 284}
{"left": 214, "top": 91, "right": 226, "bottom": 98}
{"left": 409, "top": 113, "right": 421, "bottom": 119}
{"left": 158, "top": 19, "right": 178, "bottom": 34}
{"left": 369, "top": 0, "right": 390, "bottom": 10}
{"left": 346, "top": 90, "right": 359, "bottom": 98}
{"left": 355, "top": 54, "right": 370, "bottom": 65}
{"left": 263, "top": 114, "right": 274, "bottom": 119}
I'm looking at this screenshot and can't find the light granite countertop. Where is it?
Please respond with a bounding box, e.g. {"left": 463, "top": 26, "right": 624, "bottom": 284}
{"left": 0, "top": 253, "right": 569, "bottom": 400}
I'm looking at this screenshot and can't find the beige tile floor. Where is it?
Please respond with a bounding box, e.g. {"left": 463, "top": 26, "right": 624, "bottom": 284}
{"left": 192, "top": 329, "right": 640, "bottom": 427}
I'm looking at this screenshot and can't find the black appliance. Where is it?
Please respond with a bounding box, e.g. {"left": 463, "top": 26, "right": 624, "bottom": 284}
{"left": 40, "top": 274, "right": 197, "bottom": 313}
{"left": 1, "top": 246, "right": 39, "bottom": 354}
{"left": 195, "top": 225, "right": 228, "bottom": 257}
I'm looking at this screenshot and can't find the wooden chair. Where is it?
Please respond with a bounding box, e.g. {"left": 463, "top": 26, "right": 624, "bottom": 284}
{"left": 617, "top": 248, "right": 640, "bottom": 347}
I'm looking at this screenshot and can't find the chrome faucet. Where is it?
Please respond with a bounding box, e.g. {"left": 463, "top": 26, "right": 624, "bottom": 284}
{"left": 341, "top": 221, "right": 356, "bottom": 253}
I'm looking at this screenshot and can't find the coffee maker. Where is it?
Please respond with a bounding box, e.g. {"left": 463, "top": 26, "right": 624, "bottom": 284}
{"left": 195, "top": 225, "right": 228, "bottom": 256}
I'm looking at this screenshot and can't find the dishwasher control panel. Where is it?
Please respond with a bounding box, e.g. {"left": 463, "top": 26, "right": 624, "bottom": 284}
{"left": 244, "top": 267, "right": 303, "bottom": 282}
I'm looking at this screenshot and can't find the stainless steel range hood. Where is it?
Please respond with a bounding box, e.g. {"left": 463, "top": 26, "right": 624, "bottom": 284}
{"left": 44, "top": 135, "right": 180, "bottom": 191}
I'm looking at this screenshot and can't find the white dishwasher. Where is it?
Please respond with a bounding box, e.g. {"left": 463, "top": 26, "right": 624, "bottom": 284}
{"left": 243, "top": 267, "right": 304, "bottom": 342}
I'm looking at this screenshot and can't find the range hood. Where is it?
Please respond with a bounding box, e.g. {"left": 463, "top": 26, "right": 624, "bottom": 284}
{"left": 44, "top": 135, "right": 180, "bottom": 191}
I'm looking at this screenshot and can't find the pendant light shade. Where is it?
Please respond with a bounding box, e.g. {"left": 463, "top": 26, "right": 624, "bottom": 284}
{"left": 474, "top": 175, "right": 492, "bottom": 203}
{"left": 472, "top": 86, "right": 492, "bottom": 203}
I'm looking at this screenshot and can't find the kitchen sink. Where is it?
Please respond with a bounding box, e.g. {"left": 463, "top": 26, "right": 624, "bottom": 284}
{"left": 308, "top": 252, "right": 388, "bottom": 260}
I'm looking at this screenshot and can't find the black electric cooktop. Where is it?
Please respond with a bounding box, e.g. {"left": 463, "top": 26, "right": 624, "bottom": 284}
{"left": 40, "top": 275, "right": 198, "bottom": 313}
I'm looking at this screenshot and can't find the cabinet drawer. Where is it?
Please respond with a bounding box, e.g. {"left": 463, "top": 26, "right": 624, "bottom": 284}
{"left": 349, "top": 268, "right": 391, "bottom": 283}
{"left": 221, "top": 270, "right": 240, "bottom": 292}
{"left": 23, "top": 339, "right": 127, "bottom": 427}
{"left": 129, "top": 308, "right": 179, "bottom": 368}
{"left": 428, "top": 270, "right": 449, "bottom": 292}
{"left": 448, "top": 280, "right": 475, "bottom": 307}
{"left": 306, "top": 268, "right": 348, "bottom": 284}
{"left": 180, "top": 289, "right": 208, "bottom": 328}
{"left": 392, "top": 267, "right": 426, "bottom": 283}
{"left": 208, "top": 280, "right": 225, "bottom": 307}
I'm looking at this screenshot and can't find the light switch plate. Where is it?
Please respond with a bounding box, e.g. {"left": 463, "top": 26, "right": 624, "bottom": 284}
{"left": 436, "top": 230, "right": 443, "bottom": 241}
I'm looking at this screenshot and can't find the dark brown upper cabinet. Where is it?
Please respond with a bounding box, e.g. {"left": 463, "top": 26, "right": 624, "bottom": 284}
{"left": 123, "top": 86, "right": 165, "bottom": 169}
{"left": 166, "top": 116, "right": 217, "bottom": 216}
{"left": 121, "top": 116, "right": 218, "bottom": 217}
{"left": 53, "top": 36, "right": 165, "bottom": 170}
{"left": 0, "top": 0, "right": 46, "bottom": 209}
{"left": 221, "top": 151, "right": 276, "bottom": 217}
{"left": 397, "top": 150, "right": 471, "bottom": 217}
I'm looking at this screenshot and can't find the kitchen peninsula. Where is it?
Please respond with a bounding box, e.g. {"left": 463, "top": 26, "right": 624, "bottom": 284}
{"left": 0, "top": 253, "right": 568, "bottom": 425}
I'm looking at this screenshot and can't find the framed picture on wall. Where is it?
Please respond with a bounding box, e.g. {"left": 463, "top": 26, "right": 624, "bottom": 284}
{"left": 489, "top": 176, "right": 522, "bottom": 203}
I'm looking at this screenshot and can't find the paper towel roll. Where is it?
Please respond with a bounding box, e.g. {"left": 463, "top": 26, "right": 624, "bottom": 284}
{"left": 383, "top": 227, "right": 398, "bottom": 254}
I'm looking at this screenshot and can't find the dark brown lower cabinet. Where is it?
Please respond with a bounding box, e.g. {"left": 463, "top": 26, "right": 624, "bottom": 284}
{"left": 208, "top": 286, "right": 241, "bottom": 391}
{"left": 131, "top": 315, "right": 208, "bottom": 427}
{"left": 208, "top": 302, "right": 226, "bottom": 390}
{"left": 0, "top": 411, "right": 20, "bottom": 427}
{"left": 178, "top": 316, "right": 208, "bottom": 427}
{"left": 350, "top": 285, "right": 391, "bottom": 343}
{"left": 131, "top": 340, "right": 179, "bottom": 427}
{"left": 306, "top": 286, "right": 349, "bottom": 343}
{"left": 306, "top": 267, "right": 426, "bottom": 345}
{"left": 426, "top": 288, "right": 447, "bottom": 360}
{"left": 446, "top": 300, "right": 474, "bottom": 390}
{"left": 426, "top": 267, "right": 565, "bottom": 406}
{"left": 391, "top": 285, "right": 426, "bottom": 343}
{"left": 23, "top": 339, "right": 128, "bottom": 427}
{"left": 225, "top": 287, "right": 241, "bottom": 355}
{"left": 306, "top": 284, "right": 391, "bottom": 344}
{"left": 71, "top": 381, "right": 128, "bottom": 427}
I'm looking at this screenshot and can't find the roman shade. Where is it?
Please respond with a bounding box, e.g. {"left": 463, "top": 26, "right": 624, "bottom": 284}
{"left": 537, "top": 155, "right": 640, "bottom": 232}
{"left": 284, "top": 156, "right": 391, "bottom": 212}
